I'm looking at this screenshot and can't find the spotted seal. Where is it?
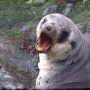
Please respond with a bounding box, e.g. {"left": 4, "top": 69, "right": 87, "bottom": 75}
{"left": 35, "top": 13, "right": 90, "bottom": 89}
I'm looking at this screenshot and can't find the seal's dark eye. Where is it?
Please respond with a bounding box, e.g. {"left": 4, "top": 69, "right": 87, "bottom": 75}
{"left": 58, "top": 31, "right": 69, "bottom": 43}
{"left": 47, "top": 26, "right": 52, "bottom": 31}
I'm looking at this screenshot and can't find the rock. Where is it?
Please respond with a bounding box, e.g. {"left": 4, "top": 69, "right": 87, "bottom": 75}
{"left": 34, "top": 0, "right": 47, "bottom": 4}
{"left": 57, "top": 0, "right": 80, "bottom": 5}
{"left": 19, "top": 25, "right": 31, "bottom": 33}
{"left": 67, "top": 0, "right": 78, "bottom": 3}
{"left": 42, "top": 5, "right": 59, "bottom": 16}
{"left": 76, "top": 22, "right": 90, "bottom": 32}
{"left": 26, "top": 0, "right": 47, "bottom": 4}
{"left": 25, "top": 0, "right": 33, "bottom": 4}
{"left": 0, "top": 67, "right": 24, "bottom": 89}
{"left": 19, "top": 25, "right": 36, "bottom": 41}
{"left": 87, "top": 22, "right": 90, "bottom": 32}
{"left": 62, "top": 3, "right": 74, "bottom": 17}
{"left": 85, "top": 33, "right": 90, "bottom": 40}
{"left": 76, "top": 22, "right": 87, "bottom": 31}
{"left": 0, "top": 36, "right": 38, "bottom": 89}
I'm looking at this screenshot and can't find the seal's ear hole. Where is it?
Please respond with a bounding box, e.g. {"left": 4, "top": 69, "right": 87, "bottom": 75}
{"left": 59, "top": 31, "right": 69, "bottom": 42}
{"left": 42, "top": 18, "right": 47, "bottom": 25}
{"left": 40, "top": 18, "right": 47, "bottom": 28}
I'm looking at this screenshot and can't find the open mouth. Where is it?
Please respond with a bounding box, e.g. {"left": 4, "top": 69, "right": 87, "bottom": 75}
{"left": 35, "top": 32, "right": 52, "bottom": 53}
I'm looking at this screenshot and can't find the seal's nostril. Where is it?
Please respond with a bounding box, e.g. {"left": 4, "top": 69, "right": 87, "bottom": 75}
{"left": 47, "top": 26, "right": 52, "bottom": 31}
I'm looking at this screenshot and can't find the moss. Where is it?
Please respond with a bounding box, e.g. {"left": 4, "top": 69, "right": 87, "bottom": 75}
{"left": 71, "top": 11, "right": 90, "bottom": 23}
{"left": 5, "top": 28, "right": 23, "bottom": 38}
{"left": 71, "top": 0, "right": 90, "bottom": 24}
{"left": 25, "top": 21, "right": 39, "bottom": 30}
{"left": 74, "top": 0, "right": 90, "bottom": 12}
{"left": 0, "top": 0, "right": 90, "bottom": 38}
{"left": 48, "top": 0, "right": 58, "bottom": 5}
{"left": 0, "top": 0, "right": 44, "bottom": 29}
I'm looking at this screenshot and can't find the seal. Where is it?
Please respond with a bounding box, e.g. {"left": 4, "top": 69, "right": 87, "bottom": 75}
{"left": 35, "top": 13, "right": 90, "bottom": 89}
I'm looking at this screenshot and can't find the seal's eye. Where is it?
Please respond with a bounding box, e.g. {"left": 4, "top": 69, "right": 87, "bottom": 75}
{"left": 47, "top": 26, "right": 52, "bottom": 31}
{"left": 58, "top": 31, "right": 69, "bottom": 43}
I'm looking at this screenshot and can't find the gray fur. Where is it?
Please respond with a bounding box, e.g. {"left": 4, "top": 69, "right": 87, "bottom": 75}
{"left": 35, "top": 13, "right": 90, "bottom": 89}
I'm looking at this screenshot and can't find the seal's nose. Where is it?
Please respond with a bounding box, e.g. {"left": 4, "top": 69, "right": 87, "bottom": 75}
{"left": 47, "top": 26, "right": 52, "bottom": 31}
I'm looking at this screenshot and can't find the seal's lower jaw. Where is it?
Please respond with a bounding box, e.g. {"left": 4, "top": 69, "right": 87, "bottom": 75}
{"left": 35, "top": 32, "right": 52, "bottom": 53}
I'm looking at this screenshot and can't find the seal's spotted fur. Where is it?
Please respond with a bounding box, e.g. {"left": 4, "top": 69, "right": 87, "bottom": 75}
{"left": 35, "top": 13, "right": 90, "bottom": 89}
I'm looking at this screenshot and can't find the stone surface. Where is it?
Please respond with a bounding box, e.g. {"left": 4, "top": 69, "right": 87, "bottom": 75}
{"left": 42, "top": 5, "right": 59, "bottom": 16}
{"left": 25, "top": 0, "right": 33, "bottom": 4}
{"left": 87, "top": 22, "right": 90, "bottom": 32}
{"left": 76, "top": 21, "right": 90, "bottom": 32}
{"left": 62, "top": 3, "right": 74, "bottom": 17}
{"left": 19, "top": 25, "right": 31, "bottom": 33}
{"left": 67, "top": 0, "right": 78, "bottom": 3}
{"left": 0, "top": 35, "right": 39, "bottom": 89}
{"left": 34, "top": 0, "right": 47, "bottom": 4}
{"left": 0, "top": 67, "right": 24, "bottom": 89}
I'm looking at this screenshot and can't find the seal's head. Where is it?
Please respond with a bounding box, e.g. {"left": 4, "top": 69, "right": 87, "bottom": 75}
{"left": 35, "top": 13, "right": 82, "bottom": 61}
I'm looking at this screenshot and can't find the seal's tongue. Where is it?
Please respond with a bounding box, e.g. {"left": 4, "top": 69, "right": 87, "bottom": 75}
{"left": 35, "top": 32, "right": 52, "bottom": 53}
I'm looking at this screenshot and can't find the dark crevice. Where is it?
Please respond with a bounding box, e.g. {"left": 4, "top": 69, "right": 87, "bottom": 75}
{"left": 71, "top": 41, "right": 76, "bottom": 49}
